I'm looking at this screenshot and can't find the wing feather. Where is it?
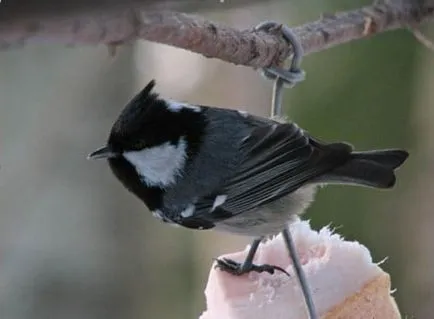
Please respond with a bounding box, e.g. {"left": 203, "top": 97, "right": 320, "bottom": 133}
{"left": 180, "top": 117, "right": 351, "bottom": 227}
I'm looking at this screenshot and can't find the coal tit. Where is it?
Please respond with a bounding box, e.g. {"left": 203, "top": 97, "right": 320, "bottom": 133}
{"left": 88, "top": 80, "right": 408, "bottom": 275}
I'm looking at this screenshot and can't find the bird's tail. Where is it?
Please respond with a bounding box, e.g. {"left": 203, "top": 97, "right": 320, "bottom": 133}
{"left": 316, "top": 149, "right": 409, "bottom": 188}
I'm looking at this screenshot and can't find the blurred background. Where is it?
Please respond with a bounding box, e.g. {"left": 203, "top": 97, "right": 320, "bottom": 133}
{"left": 0, "top": 0, "right": 433, "bottom": 318}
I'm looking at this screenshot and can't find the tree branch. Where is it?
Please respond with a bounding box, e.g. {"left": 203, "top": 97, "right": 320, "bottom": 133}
{"left": 0, "top": 0, "right": 433, "bottom": 68}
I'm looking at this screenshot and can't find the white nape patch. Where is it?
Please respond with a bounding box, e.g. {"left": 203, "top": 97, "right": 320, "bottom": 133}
{"left": 123, "top": 138, "right": 187, "bottom": 187}
{"left": 181, "top": 204, "right": 195, "bottom": 218}
{"left": 211, "top": 195, "right": 227, "bottom": 212}
{"left": 166, "top": 99, "right": 201, "bottom": 113}
{"left": 237, "top": 110, "right": 248, "bottom": 117}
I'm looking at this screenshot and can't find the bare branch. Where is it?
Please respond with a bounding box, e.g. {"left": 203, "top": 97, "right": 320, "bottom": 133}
{"left": 0, "top": 0, "right": 433, "bottom": 68}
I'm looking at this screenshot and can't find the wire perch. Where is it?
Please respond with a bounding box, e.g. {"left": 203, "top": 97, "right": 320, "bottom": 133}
{"left": 255, "top": 21, "right": 317, "bottom": 319}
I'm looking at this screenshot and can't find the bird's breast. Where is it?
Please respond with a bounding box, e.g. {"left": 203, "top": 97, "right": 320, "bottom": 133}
{"left": 214, "top": 185, "right": 318, "bottom": 237}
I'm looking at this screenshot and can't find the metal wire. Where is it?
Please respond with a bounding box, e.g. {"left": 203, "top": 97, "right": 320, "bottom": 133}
{"left": 255, "top": 21, "right": 317, "bottom": 319}
{"left": 254, "top": 21, "right": 306, "bottom": 118}
{"left": 282, "top": 227, "right": 318, "bottom": 319}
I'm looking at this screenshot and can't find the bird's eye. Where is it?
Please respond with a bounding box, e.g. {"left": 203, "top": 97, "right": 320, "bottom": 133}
{"left": 132, "top": 140, "right": 148, "bottom": 150}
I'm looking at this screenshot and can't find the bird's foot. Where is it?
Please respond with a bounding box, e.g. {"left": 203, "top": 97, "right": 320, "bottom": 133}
{"left": 214, "top": 257, "right": 290, "bottom": 277}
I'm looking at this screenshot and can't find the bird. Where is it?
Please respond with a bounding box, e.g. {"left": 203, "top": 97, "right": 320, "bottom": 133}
{"left": 88, "top": 79, "right": 409, "bottom": 275}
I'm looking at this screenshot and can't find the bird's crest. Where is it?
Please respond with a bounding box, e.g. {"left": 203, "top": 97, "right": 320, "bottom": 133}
{"left": 110, "top": 79, "right": 162, "bottom": 136}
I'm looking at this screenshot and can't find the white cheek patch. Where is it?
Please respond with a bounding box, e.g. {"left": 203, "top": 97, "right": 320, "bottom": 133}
{"left": 123, "top": 138, "right": 187, "bottom": 188}
{"left": 211, "top": 195, "right": 227, "bottom": 212}
{"left": 166, "top": 100, "right": 201, "bottom": 113}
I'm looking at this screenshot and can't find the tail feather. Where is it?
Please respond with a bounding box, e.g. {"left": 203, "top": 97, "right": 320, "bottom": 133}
{"left": 316, "top": 149, "right": 409, "bottom": 189}
{"left": 351, "top": 149, "right": 407, "bottom": 170}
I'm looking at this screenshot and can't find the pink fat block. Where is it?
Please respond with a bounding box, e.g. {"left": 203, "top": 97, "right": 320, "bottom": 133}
{"left": 200, "top": 220, "right": 400, "bottom": 319}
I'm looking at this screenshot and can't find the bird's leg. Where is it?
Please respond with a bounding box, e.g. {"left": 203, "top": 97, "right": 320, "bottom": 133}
{"left": 282, "top": 227, "right": 318, "bottom": 319}
{"left": 214, "top": 238, "right": 290, "bottom": 276}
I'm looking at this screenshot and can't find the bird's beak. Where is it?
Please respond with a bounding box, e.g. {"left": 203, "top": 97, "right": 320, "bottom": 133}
{"left": 87, "top": 146, "right": 116, "bottom": 160}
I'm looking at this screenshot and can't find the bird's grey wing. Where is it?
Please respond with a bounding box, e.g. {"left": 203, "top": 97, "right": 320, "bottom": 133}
{"left": 179, "top": 121, "right": 351, "bottom": 229}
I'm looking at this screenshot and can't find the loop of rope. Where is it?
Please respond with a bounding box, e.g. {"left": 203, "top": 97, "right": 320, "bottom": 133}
{"left": 254, "top": 21, "right": 306, "bottom": 117}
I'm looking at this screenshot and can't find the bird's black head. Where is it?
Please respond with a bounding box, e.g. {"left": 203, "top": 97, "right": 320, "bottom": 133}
{"left": 109, "top": 79, "right": 205, "bottom": 153}
{"left": 88, "top": 79, "right": 207, "bottom": 160}
{"left": 87, "top": 79, "right": 207, "bottom": 210}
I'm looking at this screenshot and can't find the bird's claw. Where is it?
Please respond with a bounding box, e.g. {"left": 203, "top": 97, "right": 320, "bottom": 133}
{"left": 214, "top": 257, "right": 290, "bottom": 277}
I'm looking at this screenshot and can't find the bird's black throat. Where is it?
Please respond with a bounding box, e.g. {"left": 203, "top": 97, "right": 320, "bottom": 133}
{"left": 108, "top": 156, "right": 164, "bottom": 211}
